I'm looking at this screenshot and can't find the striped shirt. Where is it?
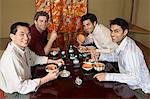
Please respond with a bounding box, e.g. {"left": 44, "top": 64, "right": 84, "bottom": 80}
{"left": 100, "top": 37, "right": 150, "bottom": 93}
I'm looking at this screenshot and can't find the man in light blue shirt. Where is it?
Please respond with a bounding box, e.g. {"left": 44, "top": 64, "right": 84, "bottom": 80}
{"left": 93, "top": 18, "right": 150, "bottom": 98}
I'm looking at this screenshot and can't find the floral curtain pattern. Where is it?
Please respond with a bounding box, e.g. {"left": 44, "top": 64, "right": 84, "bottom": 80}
{"left": 34, "top": 0, "right": 88, "bottom": 33}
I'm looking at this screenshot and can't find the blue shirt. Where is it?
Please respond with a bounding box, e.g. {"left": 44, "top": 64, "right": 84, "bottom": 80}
{"left": 100, "top": 37, "right": 150, "bottom": 93}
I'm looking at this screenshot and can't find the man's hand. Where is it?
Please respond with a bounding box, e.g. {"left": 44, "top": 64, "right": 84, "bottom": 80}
{"left": 93, "top": 73, "right": 105, "bottom": 81}
{"left": 53, "top": 59, "right": 65, "bottom": 65}
{"left": 49, "top": 30, "right": 57, "bottom": 42}
{"left": 40, "top": 68, "right": 59, "bottom": 85}
{"left": 44, "top": 30, "right": 57, "bottom": 55}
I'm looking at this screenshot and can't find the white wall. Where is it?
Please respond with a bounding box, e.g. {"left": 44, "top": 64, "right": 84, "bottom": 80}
{"left": 88, "top": 0, "right": 150, "bottom": 48}
{"left": 0, "top": 0, "right": 150, "bottom": 37}
{"left": 1, "top": 0, "right": 35, "bottom": 38}
{"left": 1, "top": 0, "right": 127, "bottom": 37}
{"left": 88, "top": 0, "right": 127, "bottom": 27}
{"left": 131, "top": 0, "right": 150, "bottom": 48}
{"left": 133, "top": 0, "right": 150, "bottom": 31}
{"left": 0, "top": 0, "right": 2, "bottom": 38}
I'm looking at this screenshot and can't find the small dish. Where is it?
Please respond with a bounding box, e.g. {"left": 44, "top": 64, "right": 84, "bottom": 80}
{"left": 45, "top": 64, "right": 57, "bottom": 72}
{"left": 50, "top": 51, "right": 59, "bottom": 56}
{"left": 60, "top": 70, "right": 70, "bottom": 77}
{"left": 93, "top": 63, "right": 105, "bottom": 72}
{"left": 82, "top": 63, "right": 93, "bottom": 71}
{"left": 82, "top": 67, "right": 93, "bottom": 71}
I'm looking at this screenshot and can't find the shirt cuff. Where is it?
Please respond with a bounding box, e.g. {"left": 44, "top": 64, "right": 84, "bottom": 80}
{"left": 105, "top": 73, "right": 113, "bottom": 81}
{"left": 34, "top": 78, "right": 41, "bottom": 92}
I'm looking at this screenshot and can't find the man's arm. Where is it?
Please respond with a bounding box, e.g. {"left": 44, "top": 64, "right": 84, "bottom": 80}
{"left": 96, "top": 51, "right": 142, "bottom": 86}
{"left": 44, "top": 30, "right": 57, "bottom": 55}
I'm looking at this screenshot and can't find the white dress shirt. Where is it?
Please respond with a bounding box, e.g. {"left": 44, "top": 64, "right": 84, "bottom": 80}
{"left": 99, "top": 37, "right": 150, "bottom": 93}
{"left": 0, "top": 42, "right": 48, "bottom": 94}
{"left": 83, "top": 24, "right": 118, "bottom": 53}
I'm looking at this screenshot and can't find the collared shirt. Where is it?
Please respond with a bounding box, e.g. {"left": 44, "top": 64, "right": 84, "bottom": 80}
{"left": 83, "top": 24, "right": 118, "bottom": 53}
{"left": 28, "top": 24, "right": 48, "bottom": 56}
{"left": 100, "top": 37, "right": 150, "bottom": 93}
{"left": 0, "top": 42, "right": 48, "bottom": 94}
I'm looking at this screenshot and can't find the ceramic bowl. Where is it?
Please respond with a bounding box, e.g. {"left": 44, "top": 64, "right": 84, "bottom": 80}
{"left": 50, "top": 51, "right": 59, "bottom": 56}
{"left": 93, "top": 63, "right": 105, "bottom": 72}
{"left": 60, "top": 70, "right": 70, "bottom": 77}
{"left": 82, "top": 63, "right": 93, "bottom": 71}
{"left": 45, "top": 64, "right": 57, "bottom": 72}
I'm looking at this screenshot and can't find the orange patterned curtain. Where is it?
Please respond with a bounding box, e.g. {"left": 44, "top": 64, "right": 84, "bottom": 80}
{"left": 34, "top": 0, "right": 88, "bottom": 33}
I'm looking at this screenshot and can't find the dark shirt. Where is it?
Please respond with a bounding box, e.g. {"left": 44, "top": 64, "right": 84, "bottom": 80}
{"left": 29, "top": 24, "right": 48, "bottom": 56}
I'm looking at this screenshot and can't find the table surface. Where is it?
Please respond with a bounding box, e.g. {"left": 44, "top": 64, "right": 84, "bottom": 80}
{"left": 30, "top": 47, "right": 136, "bottom": 99}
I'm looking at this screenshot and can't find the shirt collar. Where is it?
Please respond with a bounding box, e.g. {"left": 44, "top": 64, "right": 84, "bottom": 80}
{"left": 92, "top": 24, "right": 99, "bottom": 34}
{"left": 115, "top": 36, "right": 128, "bottom": 55}
{"left": 10, "top": 42, "right": 26, "bottom": 56}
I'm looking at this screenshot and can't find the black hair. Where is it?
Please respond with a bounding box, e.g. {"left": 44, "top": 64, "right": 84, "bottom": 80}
{"left": 81, "top": 13, "right": 97, "bottom": 24}
{"left": 10, "top": 22, "right": 30, "bottom": 34}
{"left": 34, "top": 11, "right": 49, "bottom": 21}
{"left": 110, "top": 18, "right": 129, "bottom": 31}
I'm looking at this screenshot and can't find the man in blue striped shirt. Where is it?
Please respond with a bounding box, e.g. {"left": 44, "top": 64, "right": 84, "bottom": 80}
{"left": 94, "top": 18, "right": 150, "bottom": 98}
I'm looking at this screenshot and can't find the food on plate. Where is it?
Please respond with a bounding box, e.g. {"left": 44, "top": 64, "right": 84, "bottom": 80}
{"left": 82, "top": 63, "right": 93, "bottom": 71}
{"left": 45, "top": 64, "right": 57, "bottom": 72}
{"left": 82, "top": 63, "right": 92, "bottom": 68}
{"left": 78, "top": 46, "right": 95, "bottom": 53}
{"left": 82, "top": 62, "right": 105, "bottom": 71}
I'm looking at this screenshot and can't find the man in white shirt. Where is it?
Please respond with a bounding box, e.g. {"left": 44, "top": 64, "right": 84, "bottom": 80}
{"left": 93, "top": 18, "right": 150, "bottom": 98}
{"left": 77, "top": 13, "right": 118, "bottom": 53}
{"left": 0, "top": 22, "right": 64, "bottom": 96}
